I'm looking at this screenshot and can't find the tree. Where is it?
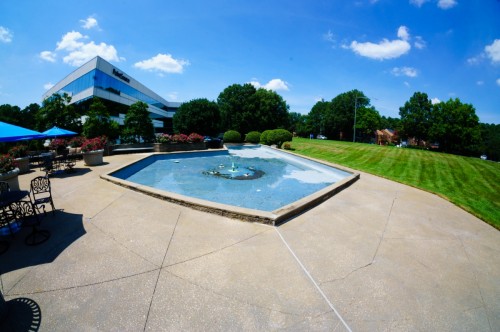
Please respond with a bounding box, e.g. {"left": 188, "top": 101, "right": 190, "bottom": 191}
{"left": 356, "top": 106, "right": 381, "bottom": 142}
{"left": 307, "top": 100, "right": 329, "bottom": 137}
{"left": 217, "top": 83, "right": 290, "bottom": 134}
{"left": 399, "top": 92, "right": 432, "bottom": 144}
{"left": 327, "top": 90, "right": 369, "bottom": 141}
{"left": 20, "top": 103, "right": 40, "bottom": 130}
{"left": 253, "top": 88, "right": 289, "bottom": 132}
{"left": 429, "top": 98, "right": 481, "bottom": 155}
{"left": 121, "top": 101, "right": 155, "bottom": 143}
{"left": 173, "top": 98, "right": 220, "bottom": 135}
{"left": 83, "top": 97, "right": 120, "bottom": 140}
{"left": 479, "top": 123, "right": 500, "bottom": 161}
{"left": 0, "top": 104, "right": 22, "bottom": 126}
{"left": 218, "top": 83, "right": 258, "bottom": 134}
{"left": 37, "top": 93, "right": 82, "bottom": 132}
{"left": 380, "top": 116, "right": 401, "bottom": 132}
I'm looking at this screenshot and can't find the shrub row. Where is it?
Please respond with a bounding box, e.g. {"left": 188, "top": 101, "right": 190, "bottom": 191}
{"left": 222, "top": 129, "right": 292, "bottom": 148}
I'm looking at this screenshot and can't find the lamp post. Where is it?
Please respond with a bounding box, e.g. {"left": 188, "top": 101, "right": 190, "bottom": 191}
{"left": 353, "top": 95, "right": 369, "bottom": 143}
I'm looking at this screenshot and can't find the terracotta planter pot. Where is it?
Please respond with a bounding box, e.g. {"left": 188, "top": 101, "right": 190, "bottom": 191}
{"left": 83, "top": 149, "right": 104, "bottom": 166}
{"left": 0, "top": 168, "right": 20, "bottom": 190}
{"left": 15, "top": 156, "right": 30, "bottom": 174}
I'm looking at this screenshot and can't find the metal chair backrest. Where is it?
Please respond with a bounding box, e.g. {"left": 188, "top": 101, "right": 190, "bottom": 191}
{"left": 10, "top": 200, "right": 38, "bottom": 223}
{"left": 31, "top": 176, "right": 52, "bottom": 196}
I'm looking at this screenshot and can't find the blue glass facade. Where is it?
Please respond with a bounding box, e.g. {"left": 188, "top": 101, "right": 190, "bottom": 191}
{"left": 59, "top": 69, "right": 170, "bottom": 111}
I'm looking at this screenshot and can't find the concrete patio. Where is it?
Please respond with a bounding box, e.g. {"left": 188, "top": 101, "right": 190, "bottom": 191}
{"left": 1, "top": 153, "right": 499, "bottom": 331}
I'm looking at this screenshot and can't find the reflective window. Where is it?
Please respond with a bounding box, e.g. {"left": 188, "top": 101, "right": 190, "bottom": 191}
{"left": 57, "top": 69, "right": 171, "bottom": 112}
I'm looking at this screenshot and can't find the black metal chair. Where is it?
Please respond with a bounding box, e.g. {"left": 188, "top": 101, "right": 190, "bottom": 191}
{"left": 0, "top": 202, "right": 22, "bottom": 254}
{"left": 30, "top": 176, "right": 56, "bottom": 216}
{"left": 40, "top": 155, "right": 57, "bottom": 176}
{"left": 9, "top": 200, "right": 50, "bottom": 246}
{"left": 0, "top": 181, "right": 16, "bottom": 221}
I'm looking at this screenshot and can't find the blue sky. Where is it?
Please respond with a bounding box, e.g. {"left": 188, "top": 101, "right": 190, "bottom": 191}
{"left": 1, "top": 0, "right": 499, "bottom": 124}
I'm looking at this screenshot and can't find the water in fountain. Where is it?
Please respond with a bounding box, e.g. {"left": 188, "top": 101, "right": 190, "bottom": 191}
{"left": 204, "top": 155, "right": 264, "bottom": 180}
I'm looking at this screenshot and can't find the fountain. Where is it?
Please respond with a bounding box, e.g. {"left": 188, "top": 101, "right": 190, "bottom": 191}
{"left": 203, "top": 156, "right": 264, "bottom": 180}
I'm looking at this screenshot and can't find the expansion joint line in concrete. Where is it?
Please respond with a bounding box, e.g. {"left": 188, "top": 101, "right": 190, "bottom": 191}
{"left": 274, "top": 228, "right": 352, "bottom": 332}
{"left": 143, "top": 211, "right": 181, "bottom": 332}
{"left": 161, "top": 228, "right": 272, "bottom": 269}
{"left": 371, "top": 191, "right": 398, "bottom": 264}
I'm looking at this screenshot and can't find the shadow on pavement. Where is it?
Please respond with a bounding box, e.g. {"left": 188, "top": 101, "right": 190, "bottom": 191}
{"left": 0, "top": 296, "right": 42, "bottom": 332}
{"left": 0, "top": 210, "right": 86, "bottom": 276}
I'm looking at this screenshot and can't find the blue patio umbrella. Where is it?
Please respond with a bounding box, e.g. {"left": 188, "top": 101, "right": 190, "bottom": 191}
{"left": 0, "top": 121, "right": 46, "bottom": 142}
{"left": 42, "top": 126, "right": 77, "bottom": 138}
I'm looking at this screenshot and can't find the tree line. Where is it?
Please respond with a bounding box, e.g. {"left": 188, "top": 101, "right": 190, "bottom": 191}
{"left": 1, "top": 85, "right": 499, "bottom": 160}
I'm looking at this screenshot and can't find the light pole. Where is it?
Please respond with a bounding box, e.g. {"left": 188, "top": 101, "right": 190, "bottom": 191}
{"left": 353, "top": 95, "right": 369, "bottom": 143}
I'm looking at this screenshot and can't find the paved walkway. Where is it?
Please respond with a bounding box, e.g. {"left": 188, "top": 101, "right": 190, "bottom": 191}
{"left": 1, "top": 153, "right": 499, "bottom": 331}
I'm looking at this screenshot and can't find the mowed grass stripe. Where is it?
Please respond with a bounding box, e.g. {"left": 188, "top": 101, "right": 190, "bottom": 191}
{"left": 291, "top": 138, "right": 500, "bottom": 229}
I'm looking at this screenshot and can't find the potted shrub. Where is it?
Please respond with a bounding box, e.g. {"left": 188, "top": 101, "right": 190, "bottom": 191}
{"left": 0, "top": 154, "right": 20, "bottom": 190}
{"left": 8, "top": 145, "right": 30, "bottom": 174}
{"left": 81, "top": 136, "right": 107, "bottom": 166}
{"left": 68, "top": 136, "right": 85, "bottom": 154}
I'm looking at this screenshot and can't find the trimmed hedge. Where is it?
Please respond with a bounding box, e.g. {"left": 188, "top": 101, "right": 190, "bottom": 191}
{"left": 223, "top": 130, "right": 241, "bottom": 143}
{"left": 260, "top": 130, "right": 273, "bottom": 145}
{"left": 245, "top": 131, "right": 261, "bottom": 143}
{"left": 260, "top": 129, "right": 292, "bottom": 148}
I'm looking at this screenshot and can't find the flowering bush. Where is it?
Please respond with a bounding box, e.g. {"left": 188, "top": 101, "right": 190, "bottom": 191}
{"left": 172, "top": 134, "right": 189, "bottom": 143}
{"left": 8, "top": 145, "right": 29, "bottom": 158}
{"left": 0, "top": 154, "right": 16, "bottom": 174}
{"left": 81, "top": 136, "right": 108, "bottom": 152}
{"left": 49, "top": 138, "right": 67, "bottom": 150}
{"left": 68, "top": 136, "right": 86, "bottom": 148}
{"left": 187, "top": 133, "right": 204, "bottom": 143}
{"left": 156, "top": 133, "right": 204, "bottom": 143}
{"left": 156, "top": 133, "right": 173, "bottom": 143}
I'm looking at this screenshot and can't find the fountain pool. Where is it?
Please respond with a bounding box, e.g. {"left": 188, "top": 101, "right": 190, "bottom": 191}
{"left": 103, "top": 145, "right": 359, "bottom": 224}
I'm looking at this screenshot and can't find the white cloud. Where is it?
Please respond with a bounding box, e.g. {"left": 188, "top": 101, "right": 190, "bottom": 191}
{"left": 40, "top": 51, "right": 57, "bottom": 62}
{"left": 411, "top": 0, "right": 457, "bottom": 9}
{"left": 485, "top": 39, "right": 500, "bottom": 63}
{"left": 349, "top": 26, "right": 411, "bottom": 60}
{"left": 437, "top": 0, "right": 457, "bottom": 9}
{"left": 323, "top": 30, "right": 335, "bottom": 43}
{"left": 467, "top": 55, "right": 482, "bottom": 65}
{"left": 80, "top": 16, "right": 99, "bottom": 30}
{"left": 391, "top": 66, "right": 418, "bottom": 77}
{"left": 56, "top": 31, "right": 86, "bottom": 51}
{"left": 44, "top": 82, "right": 54, "bottom": 90}
{"left": 404, "top": 81, "right": 410, "bottom": 87}
{"left": 134, "top": 53, "right": 189, "bottom": 74}
{"left": 431, "top": 97, "right": 441, "bottom": 104}
{"left": 167, "top": 92, "right": 178, "bottom": 100}
{"left": 0, "top": 26, "right": 13, "bottom": 43}
{"left": 265, "top": 78, "right": 290, "bottom": 91}
{"left": 250, "top": 78, "right": 290, "bottom": 91}
{"left": 55, "top": 31, "right": 122, "bottom": 66}
{"left": 476, "top": 81, "right": 484, "bottom": 86}
{"left": 414, "top": 36, "right": 426, "bottom": 49}
{"left": 410, "top": 0, "right": 429, "bottom": 7}
{"left": 496, "top": 78, "right": 500, "bottom": 87}
{"left": 397, "top": 26, "right": 410, "bottom": 41}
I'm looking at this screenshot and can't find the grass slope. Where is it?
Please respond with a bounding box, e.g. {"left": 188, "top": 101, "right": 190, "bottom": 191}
{"left": 290, "top": 137, "right": 500, "bottom": 229}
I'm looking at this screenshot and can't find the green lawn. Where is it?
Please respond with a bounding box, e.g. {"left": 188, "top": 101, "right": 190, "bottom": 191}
{"left": 290, "top": 137, "right": 500, "bottom": 229}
